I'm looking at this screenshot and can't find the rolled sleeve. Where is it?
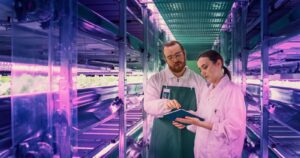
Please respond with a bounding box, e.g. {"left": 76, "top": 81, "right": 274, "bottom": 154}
{"left": 144, "top": 99, "right": 170, "bottom": 117}
{"left": 143, "top": 76, "right": 171, "bottom": 117}
{"left": 187, "top": 125, "right": 197, "bottom": 133}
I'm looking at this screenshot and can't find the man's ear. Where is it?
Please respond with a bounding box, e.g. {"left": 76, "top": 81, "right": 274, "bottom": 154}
{"left": 163, "top": 54, "right": 167, "bottom": 62}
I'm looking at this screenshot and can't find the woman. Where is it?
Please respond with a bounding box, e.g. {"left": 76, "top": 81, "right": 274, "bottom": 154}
{"left": 173, "top": 50, "right": 246, "bottom": 158}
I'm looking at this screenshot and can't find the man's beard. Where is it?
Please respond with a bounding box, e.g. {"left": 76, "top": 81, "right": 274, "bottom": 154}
{"left": 169, "top": 61, "right": 186, "bottom": 73}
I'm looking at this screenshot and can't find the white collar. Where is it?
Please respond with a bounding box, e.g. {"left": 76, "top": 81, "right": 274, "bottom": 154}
{"left": 208, "top": 75, "right": 230, "bottom": 91}
{"left": 165, "top": 66, "right": 190, "bottom": 80}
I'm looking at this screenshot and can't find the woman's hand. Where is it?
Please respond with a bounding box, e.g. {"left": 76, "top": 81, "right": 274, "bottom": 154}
{"left": 176, "top": 116, "right": 213, "bottom": 130}
{"left": 176, "top": 116, "right": 200, "bottom": 125}
{"left": 172, "top": 121, "right": 186, "bottom": 129}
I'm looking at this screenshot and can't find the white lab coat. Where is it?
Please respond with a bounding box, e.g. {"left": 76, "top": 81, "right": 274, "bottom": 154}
{"left": 187, "top": 75, "right": 246, "bottom": 158}
{"left": 143, "top": 66, "right": 206, "bottom": 142}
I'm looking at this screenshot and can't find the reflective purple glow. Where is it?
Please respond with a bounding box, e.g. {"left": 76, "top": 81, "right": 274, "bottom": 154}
{"left": 268, "top": 105, "right": 276, "bottom": 114}
{"left": 0, "top": 61, "right": 11, "bottom": 71}
{"left": 73, "top": 146, "right": 94, "bottom": 150}
{"left": 92, "top": 128, "right": 119, "bottom": 131}
{"left": 273, "top": 42, "right": 299, "bottom": 49}
{"left": 82, "top": 22, "right": 96, "bottom": 30}
{"left": 269, "top": 80, "right": 300, "bottom": 89}
{"left": 10, "top": 63, "right": 76, "bottom": 94}
{"left": 82, "top": 132, "right": 119, "bottom": 135}
{"left": 247, "top": 34, "right": 300, "bottom": 68}
{"left": 12, "top": 63, "right": 58, "bottom": 73}
{"left": 8, "top": 62, "right": 118, "bottom": 75}
{"left": 246, "top": 79, "right": 300, "bottom": 89}
{"left": 246, "top": 79, "right": 261, "bottom": 85}
{"left": 221, "top": 2, "right": 238, "bottom": 31}
{"left": 110, "top": 105, "right": 119, "bottom": 113}
{"left": 247, "top": 60, "right": 261, "bottom": 68}
{"left": 11, "top": 74, "right": 50, "bottom": 94}
{"left": 143, "top": 0, "right": 175, "bottom": 40}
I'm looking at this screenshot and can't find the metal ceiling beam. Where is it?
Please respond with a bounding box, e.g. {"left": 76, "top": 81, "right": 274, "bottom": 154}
{"left": 154, "top": 0, "right": 234, "bottom": 60}
{"left": 141, "top": 0, "right": 232, "bottom": 4}
{"left": 165, "top": 22, "right": 224, "bottom": 25}
{"left": 157, "top": 10, "right": 229, "bottom": 14}
{"left": 126, "top": 6, "right": 143, "bottom": 24}
{"left": 163, "top": 14, "right": 227, "bottom": 18}
{"left": 165, "top": 18, "right": 225, "bottom": 22}
{"left": 179, "top": 41, "right": 215, "bottom": 43}
{"left": 171, "top": 29, "right": 220, "bottom": 31}
{"left": 166, "top": 25, "right": 222, "bottom": 28}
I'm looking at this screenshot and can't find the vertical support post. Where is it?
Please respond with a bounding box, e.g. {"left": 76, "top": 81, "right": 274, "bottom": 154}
{"left": 142, "top": 5, "right": 149, "bottom": 83}
{"left": 220, "top": 31, "right": 229, "bottom": 66}
{"left": 231, "top": 7, "right": 237, "bottom": 76}
{"left": 237, "top": 6, "right": 243, "bottom": 85}
{"left": 233, "top": 2, "right": 244, "bottom": 85}
{"left": 53, "top": 0, "right": 77, "bottom": 157}
{"left": 153, "top": 20, "right": 157, "bottom": 72}
{"left": 260, "top": 0, "right": 269, "bottom": 157}
{"left": 142, "top": 5, "right": 149, "bottom": 96}
{"left": 240, "top": 0, "right": 248, "bottom": 94}
{"left": 118, "top": 0, "right": 127, "bottom": 157}
{"left": 142, "top": 3, "right": 149, "bottom": 152}
{"left": 154, "top": 19, "right": 160, "bottom": 72}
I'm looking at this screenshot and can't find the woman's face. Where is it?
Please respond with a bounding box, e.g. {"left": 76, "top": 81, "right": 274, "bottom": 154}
{"left": 197, "top": 57, "right": 222, "bottom": 84}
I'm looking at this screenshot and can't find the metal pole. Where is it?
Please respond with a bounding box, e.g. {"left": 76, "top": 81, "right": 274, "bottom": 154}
{"left": 142, "top": 4, "right": 149, "bottom": 157}
{"left": 142, "top": 4, "right": 149, "bottom": 92}
{"left": 260, "top": 0, "right": 269, "bottom": 157}
{"left": 127, "top": 6, "right": 143, "bottom": 25}
{"left": 118, "top": 0, "right": 127, "bottom": 157}
{"left": 55, "top": 0, "right": 77, "bottom": 157}
{"left": 240, "top": 0, "right": 248, "bottom": 94}
{"left": 153, "top": 19, "right": 159, "bottom": 72}
{"left": 231, "top": 7, "right": 236, "bottom": 76}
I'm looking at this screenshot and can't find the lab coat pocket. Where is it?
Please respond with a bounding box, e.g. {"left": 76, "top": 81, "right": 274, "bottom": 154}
{"left": 212, "top": 109, "right": 222, "bottom": 123}
{"left": 211, "top": 109, "right": 228, "bottom": 143}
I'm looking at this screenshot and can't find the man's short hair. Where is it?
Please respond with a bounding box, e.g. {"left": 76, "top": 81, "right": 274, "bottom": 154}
{"left": 163, "top": 41, "right": 185, "bottom": 53}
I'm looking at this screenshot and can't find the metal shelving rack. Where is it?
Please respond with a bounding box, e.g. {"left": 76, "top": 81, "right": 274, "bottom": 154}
{"left": 0, "top": 0, "right": 165, "bottom": 157}
{"left": 220, "top": 0, "right": 300, "bottom": 157}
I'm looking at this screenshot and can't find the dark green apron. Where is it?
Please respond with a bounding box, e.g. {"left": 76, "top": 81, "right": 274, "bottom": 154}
{"left": 149, "top": 85, "right": 197, "bottom": 158}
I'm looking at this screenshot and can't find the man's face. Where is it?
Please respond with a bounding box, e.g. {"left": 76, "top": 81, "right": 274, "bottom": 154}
{"left": 163, "top": 43, "right": 186, "bottom": 73}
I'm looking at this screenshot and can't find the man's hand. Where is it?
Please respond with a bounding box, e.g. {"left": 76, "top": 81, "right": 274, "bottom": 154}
{"left": 165, "top": 99, "right": 181, "bottom": 110}
{"left": 172, "top": 121, "right": 185, "bottom": 129}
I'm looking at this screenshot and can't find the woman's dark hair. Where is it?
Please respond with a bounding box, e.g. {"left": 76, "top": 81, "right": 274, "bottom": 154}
{"left": 197, "top": 50, "right": 231, "bottom": 80}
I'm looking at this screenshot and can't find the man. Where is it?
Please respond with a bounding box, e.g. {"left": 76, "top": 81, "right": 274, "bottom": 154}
{"left": 144, "top": 41, "right": 206, "bottom": 158}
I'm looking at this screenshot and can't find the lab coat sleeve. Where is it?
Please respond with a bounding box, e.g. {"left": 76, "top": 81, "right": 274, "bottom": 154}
{"left": 186, "top": 110, "right": 198, "bottom": 133}
{"left": 211, "top": 86, "right": 246, "bottom": 144}
{"left": 143, "top": 76, "right": 171, "bottom": 117}
{"left": 187, "top": 125, "right": 197, "bottom": 133}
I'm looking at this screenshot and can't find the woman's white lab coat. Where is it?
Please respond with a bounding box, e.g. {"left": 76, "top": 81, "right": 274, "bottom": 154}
{"left": 187, "top": 75, "right": 246, "bottom": 158}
